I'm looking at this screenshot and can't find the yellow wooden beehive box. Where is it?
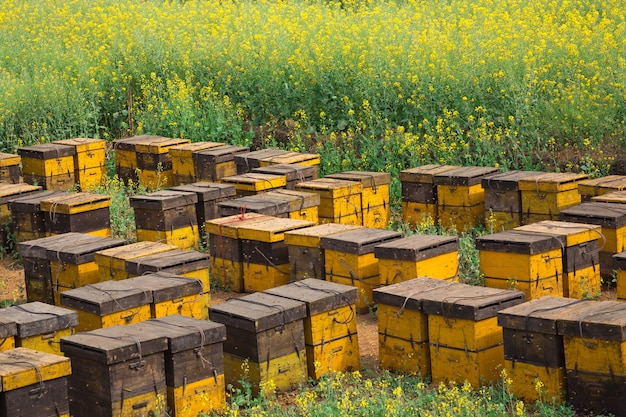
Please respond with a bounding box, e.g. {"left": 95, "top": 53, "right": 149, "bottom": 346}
{"left": 18, "top": 143, "right": 76, "bottom": 191}
{"left": 135, "top": 136, "right": 191, "bottom": 189}
{"left": 372, "top": 277, "right": 453, "bottom": 376}
{"left": 266, "top": 279, "right": 360, "bottom": 380}
{"left": 219, "top": 172, "right": 287, "bottom": 197}
{"left": 234, "top": 149, "right": 292, "bottom": 173}
{"left": 321, "top": 227, "right": 403, "bottom": 313}
{"left": 0, "top": 347, "right": 72, "bottom": 417}
{"left": 591, "top": 189, "right": 626, "bottom": 204}
{"left": 422, "top": 282, "right": 525, "bottom": 387}
{"left": 94, "top": 240, "right": 178, "bottom": 281}
{"left": 171, "top": 181, "right": 237, "bottom": 225}
{"left": 169, "top": 141, "right": 225, "bottom": 185}
{"left": 237, "top": 217, "right": 315, "bottom": 292}
{"left": 53, "top": 138, "right": 106, "bottom": 191}
{"left": 259, "top": 150, "right": 321, "bottom": 167}
{"left": 0, "top": 302, "right": 79, "bottom": 356}
{"left": 112, "top": 135, "right": 162, "bottom": 184}
{"left": 39, "top": 192, "right": 112, "bottom": 237}
{"left": 193, "top": 144, "right": 251, "bottom": 181}
{"left": 252, "top": 163, "right": 318, "bottom": 189}
{"left": 0, "top": 152, "right": 22, "bottom": 184}
{"left": 218, "top": 189, "right": 320, "bottom": 223}
{"left": 374, "top": 234, "right": 460, "bottom": 285}
{"left": 578, "top": 175, "right": 626, "bottom": 202}
{"left": 284, "top": 223, "right": 364, "bottom": 281}
{"left": 0, "top": 183, "right": 42, "bottom": 246}
{"left": 515, "top": 220, "right": 602, "bottom": 299}
{"left": 613, "top": 252, "right": 626, "bottom": 300}
{"left": 295, "top": 177, "right": 363, "bottom": 225}
{"left": 8, "top": 190, "right": 67, "bottom": 243}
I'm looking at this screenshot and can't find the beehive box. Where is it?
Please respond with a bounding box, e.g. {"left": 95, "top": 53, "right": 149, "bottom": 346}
{"left": 578, "top": 175, "right": 626, "bottom": 202}
{"left": 171, "top": 181, "right": 237, "bottom": 225}
{"left": 60, "top": 323, "right": 168, "bottom": 417}
{"left": 135, "top": 136, "right": 191, "bottom": 189}
{"left": 372, "top": 277, "right": 453, "bottom": 376}
{"left": 234, "top": 149, "right": 292, "bottom": 173}
{"left": 237, "top": 217, "right": 315, "bottom": 292}
{"left": 591, "top": 189, "right": 626, "bottom": 204}
{"left": 518, "top": 172, "right": 589, "bottom": 223}
{"left": 295, "top": 178, "right": 363, "bottom": 225}
{"left": 130, "top": 190, "right": 199, "bottom": 250}
{"left": 482, "top": 170, "right": 545, "bottom": 230}
{"left": 18, "top": 143, "right": 76, "bottom": 191}
{"left": 284, "top": 223, "right": 363, "bottom": 281}
{"left": 218, "top": 189, "right": 320, "bottom": 223}
{"left": 193, "top": 144, "right": 251, "bottom": 181}
{"left": 399, "top": 164, "right": 459, "bottom": 227}
{"left": 321, "top": 228, "right": 403, "bottom": 313}
{"left": 93, "top": 241, "right": 177, "bottom": 281}
{"left": 0, "top": 152, "right": 21, "bottom": 184}
{"left": 265, "top": 279, "right": 360, "bottom": 379}
{"left": 325, "top": 171, "right": 391, "bottom": 229}
{"left": 259, "top": 150, "right": 321, "bottom": 168}
{"left": 560, "top": 202, "right": 626, "bottom": 279}
{"left": 613, "top": 252, "right": 626, "bottom": 300}
{"left": 476, "top": 230, "right": 564, "bottom": 300}
{"left": 112, "top": 135, "right": 162, "bottom": 184}
{"left": 252, "top": 163, "right": 317, "bottom": 189}
{"left": 122, "top": 272, "right": 208, "bottom": 320}
{"left": 219, "top": 172, "right": 287, "bottom": 197}
{"left": 45, "top": 233, "right": 126, "bottom": 305}
{"left": 515, "top": 220, "right": 602, "bottom": 299}
{"left": 208, "top": 292, "right": 308, "bottom": 395}
{"left": 142, "top": 315, "right": 227, "bottom": 416}
{"left": 53, "top": 138, "right": 106, "bottom": 191}
{"left": 433, "top": 166, "right": 500, "bottom": 232}
{"left": 8, "top": 190, "right": 68, "bottom": 242}
{"left": 422, "top": 282, "right": 525, "bottom": 387}
{"left": 39, "top": 192, "right": 112, "bottom": 237}
{"left": 0, "top": 302, "right": 78, "bottom": 355}
{"left": 0, "top": 183, "right": 42, "bottom": 246}
{"left": 205, "top": 213, "right": 270, "bottom": 291}
{"left": 59, "top": 280, "right": 153, "bottom": 331}
{"left": 168, "top": 141, "right": 225, "bottom": 185}
{"left": 0, "top": 348, "right": 71, "bottom": 417}
{"left": 0, "top": 317, "right": 17, "bottom": 352}
{"left": 374, "top": 234, "right": 460, "bottom": 285}
{"left": 497, "top": 296, "right": 584, "bottom": 402}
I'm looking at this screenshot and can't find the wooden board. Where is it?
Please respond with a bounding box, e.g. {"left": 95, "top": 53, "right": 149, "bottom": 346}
{"left": 18, "top": 143, "right": 76, "bottom": 160}
{"left": 236, "top": 217, "right": 315, "bottom": 243}
{"left": 372, "top": 277, "right": 454, "bottom": 311}
{"left": 559, "top": 202, "right": 626, "bottom": 228}
{"left": 475, "top": 230, "right": 562, "bottom": 254}
{"left": 295, "top": 178, "right": 362, "bottom": 199}
{"left": 284, "top": 223, "right": 363, "bottom": 248}
{"left": 515, "top": 220, "right": 602, "bottom": 247}
{"left": 578, "top": 175, "right": 626, "bottom": 198}
{"left": 234, "top": 149, "right": 292, "bottom": 173}
{"left": 325, "top": 171, "right": 391, "bottom": 189}
{"left": 43, "top": 234, "right": 126, "bottom": 265}
{"left": 374, "top": 234, "right": 458, "bottom": 261}
{"left": 0, "top": 347, "right": 71, "bottom": 391}
{"left": 399, "top": 164, "right": 460, "bottom": 184}
{"left": 264, "top": 278, "right": 358, "bottom": 316}
{"left": 124, "top": 249, "right": 209, "bottom": 276}
{"left": 481, "top": 170, "right": 544, "bottom": 191}
{"left": 134, "top": 137, "right": 190, "bottom": 155}
{"left": 0, "top": 302, "right": 78, "bottom": 338}
{"left": 259, "top": 151, "right": 320, "bottom": 167}
{"left": 518, "top": 172, "right": 589, "bottom": 192}
{"left": 59, "top": 280, "right": 153, "bottom": 316}
{"left": 320, "top": 228, "right": 402, "bottom": 255}
{"left": 432, "top": 166, "right": 500, "bottom": 186}
{"left": 129, "top": 190, "right": 198, "bottom": 211}
{"left": 252, "top": 163, "right": 317, "bottom": 183}
{"left": 556, "top": 300, "right": 626, "bottom": 340}
{"left": 497, "top": 296, "right": 584, "bottom": 333}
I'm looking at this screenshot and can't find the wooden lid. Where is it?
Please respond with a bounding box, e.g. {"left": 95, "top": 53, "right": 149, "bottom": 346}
{"left": 263, "top": 189, "right": 320, "bottom": 210}
{"left": 433, "top": 166, "right": 501, "bottom": 186}
{"left": 0, "top": 302, "right": 78, "bottom": 337}
{"left": 53, "top": 138, "right": 105, "bottom": 152}
{"left": 252, "top": 163, "right": 316, "bottom": 181}
{"left": 8, "top": 190, "right": 70, "bottom": 213}
{"left": 129, "top": 190, "right": 198, "bottom": 210}
{"left": 235, "top": 149, "right": 291, "bottom": 171}
{"left": 325, "top": 171, "right": 391, "bottom": 188}
{"left": 320, "top": 228, "right": 403, "bottom": 254}
{"left": 168, "top": 141, "right": 224, "bottom": 157}
{"left": 208, "top": 292, "right": 307, "bottom": 332}
{"left": 0, "top": 317, "right": 16, "bottom": 339}
{"left": 122, "top": 272, "right": 204, "bottom": 303}
{"left": 374, "top": 234, "right": 459, "bottom": 261}
{"left": 171, "top": 182, "right": 237, "bottom": 200}
{"left": 481, "top": 170, "right": 546, "bottom": 191}
{"left": 143, "top": 315, "right": 227, "bottom": 352}
{"left": 260, "top": 151, "right": 320, "bottom": 166}
{"left": 45, "top": 235, "right": 126, "bottom": 264}
{"left": 295, "top": 178, "right": 363, "bottom": 198}
{"left": 204, "top": 212, "right": 270, "bottom": 238}
{"left": 237, "top": 218, "right": 315, "bottom": 242}
{"left": 591, "top": 190, "right": 626, "bottom": 204}
{"left": 475, "top": 230, "right": 562, "bottom": 254}
{"left": 514, "top": 220, "right": 601, "bottom": 246}
{"left": 556, "top": 300, "right": 626, "bottom": 340}
{"left": 18, "top": 233, "right": 82, "bottom": 259}
{"left": 284, "top": 223, "right": 363, "bottom": 247}
{"left": 0, "top": 348, "right": 71, "bottom": 391}
{"left": 59, "top": 280, "right": 153, "bottom": 315}
{"left": 264, "top": 278, "right": 358, "bottom": 315}
{"left": 0, "top": 183, "right": 42, "bottom": 204}
{"left": 218, "top": 195, "right": 292, "bottom": 217}
{"left": 192, "top": 145, "right": 251, "bottom": 163}
{"left": 559, "top": 202, "right": 626, "bottom": 228}
{"left": 578, "top": 175, "right": 626, "bottom": 194}
{"left": 497, "top": 296, "right": 585, "bottom": 334}
{"left": 17, "top": 143, "right": 76, "bottom": 159}
{"left": 39, "top": 192, "right": 111, "bottom": 214}
{"left": 372, "top": 277, "right": 455, "bottom": 311}
{"left": 518, "top": 172, "right": 589, "bottom": 192}
{"left": 135, "top": 137, "right": 190, "bottom": 154}
{"left": 94, "top": 241, "right": 177, "bottom": 263}
{"left": 112, "top": 135, "right": 167, "bottom": 151}
{"left": 0, "top": 152, "right": 21, "bottom": 166}
{"left": 124, "top": 249, "right": 209, "bottom": 275}
{"left": 219, "top": 173, "right": 287, "bottom": 190}
{"left": 399, "top": 164, "right": 459, "bottom": 183}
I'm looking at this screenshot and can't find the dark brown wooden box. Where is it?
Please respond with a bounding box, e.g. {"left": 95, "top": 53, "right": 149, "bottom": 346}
{"left": 171, "top": 182, "right": 237, "bottom": 224}
{"left": 241, "top": 239, "right": 290, "bottom": 266}
{"left": 234, "top": 149, "right": 291, "bottom": 173}
{"left": 130, "top": 190, "right": 199, "bottom": 231}
{"left": 125, "top": 249, "right": 210, "bottom": 276}
{"left": 374, "top": 234, "right": 459, "bottom": 262}
{"left": 566, "top": 369, "right": 626, "bottom": 417}
{"left": 0, "top": 302, "right": 79, "bottom": 339}
{"left": 8, "top": 191, "right": 69, "bottom": 241}
{"left": 433, "top": 166, "right": 501, "bottom": 187}
{"left": 320, "top": 228, "right": 403, "bottom": 255}
{"left": 193, "top": 145, "right": 251, "bottom": 181}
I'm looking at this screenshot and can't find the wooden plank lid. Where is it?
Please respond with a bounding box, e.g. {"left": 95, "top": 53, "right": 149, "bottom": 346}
{"left": 295, "top": 178, "right": 363, "bottom": 198}
{"left": 44, "top": 234, "right": 126, "bottom": 264}
{"left": 124, "top": 249, "right": 209, "bottom": 275}
{"left": 253, "top": 163, "right": 316, "bottom": 181}
{"left": 399, "top": 164, "right": 459, "bottom": 183}
{"left": 17, "top": 143, "right": 76, "bottom": 159}
{"left": 0, "top": 348, "right": 71, "bottom": 391}
{"left": 171, "top": 181, "right": 237, "bottom": 200}
{"left": 17, "top": 232, "right": 82, "bottom": 259}
{"left": 39, "top": 192, "right": 111, "bottom": 214}
{"left": 475, "top": 230, "right": 562, "bottom": 254}
{"left": 260, "top": 151, "right": 320, "bottom": 166}
{"left": 218, "top": 195, "right": 292, "bottom": 217}
{"left": 53, "top": 137, "right": 105, "bottom": 152}
{"left": 237, "top": 217, "right": 315, "bottom": 243}
{"left": 433, "top": 166, "right": 501, "bottom": 186}
{"left": 0, "top": 316, "right": 16, "bottom": 339}
{"left": 514, "top": 220, "right": 601, "bottom": 246}
{"left": 112, "top": 135, "right": 165, "bottom": 151}
{"left": 8, "top": 190, "right": 70, "bottom": 213}
{"left": 235, "top": 149, "right": 291, "bottom": 171}
{"left": 263, "top": 189, "right": 320, "bottom": 210}
{"left": 497, "top": 296, "right": 585, "bottom": 334}
{"left": 320, "top": 228, "right": 403, "bottom": 254}
{"left": 0, "top": 152, "right": 21, "bottom": 166}
{"left": 219, "top": 173, "right": 287, "bottom": 190}
{"left": 168, "top": 141, "right": 225, "bottom": 157}
{"left": 374, "top": 234, "right": 459, "bottom": 261}
{"left": 135, "top": 137, "right": 190, "bottom": 154}
{"left": 0, "top": 302, "right": 78, "bottom": 337}
{"left": 284, "top": 223, "right": 363, "bottom": 247}
{"left": 129, "top": 190, "right": 198, "bottom": 210}
{"left": 143, "top": 315, "right": 227, "bottom": 353}
{"left": 264, "top": 278, "right": 358, "bottom": 316}
{"left": 0, "top": 183, "right": 42, "bottom": 204}
{"left": 59, "top": 280, "right": 153, "bottom": 315}
{"left": 591, "top": 190, "right": 626, "bottom": 204}
{"left": 559, "top": 202, "right": 626, "bottom": 228}
{"left": 372, "top": 277, "right": 455, "bottom": 311}
{"left": 578, "top": 175, "right": 626, "bottom": 195}
{"left": 481, "top": 170, "right": 546, "bottom": 191}
{"left": 204, "top": 212, "right": 270, "bottom": 238}
{"left": 122, "top": 272, "right": 204, "bottom": 303}
{"left": 518, "top": 172, "right": 589, "bottom": 192}
{"left": 208, "top": 292, "right": 306, "bottom": 332}
{"left": 556, "top": 300, "right": 626, "bottom": 340}
{"left": 325, "top": 171, "right": 391, "bottom": 188}
{"left": 192, "top": 145, "right": 251, "bottom": 164}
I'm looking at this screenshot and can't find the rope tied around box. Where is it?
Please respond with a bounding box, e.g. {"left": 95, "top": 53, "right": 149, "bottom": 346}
{"left": 394, "top": 281, "right": 458, "bottom": 319}
{"left": 13, "top": 304, "right": 76, "bottom": 331}
{"left": 290, "top": 280, "right": 356, "bottom": 327}
{"left": 80, "top": 332, "right": 145, "bottom": 369}
{"left": 0, "top": 360, "right": 46, "bottom": 398}
{"left": 272, "top": 189, "right": 306, "bottom": 212}
{"left": 576, "top": 303, "right": 626, "bottom": 348}
{"left": 82, "top": 283, "right": 151, "bottom": 324}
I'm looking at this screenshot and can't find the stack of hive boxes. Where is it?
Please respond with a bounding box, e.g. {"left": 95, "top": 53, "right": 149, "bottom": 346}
{"left": 93, "top": 240, "right": 177, "bottom": 281}
{"left": 296, "top": 177, "right": 363, "bottom": 225}
{"left": 18, "top": 143, "right": 76, "bottom": 191}
{"left": 9, "top": 190, "right": 68, "bottom": 242}
{"left": 518, "top": 172, "right": 588, "bottom": 223}
{"left": 112, "top": 135, "right": 159, "bottom": 184}
{"left": 0, "top": 152, "right": 22, "bottom": 184}
{"left": 52, "top": 138, "right": 106, "bottom": 191}
{"left": 0, "top": 183, "right": 42, "bottom": 246}
{"left": 39, "top": 192, "right": 112, "bottom": 237}
{"left": 134, "top": 136, "right": 190, "bottom": 189}
{"left": 168, "top": 141, "right": 225, "bottom": 185}
{"left": 171, "top": 181, "right": 237, "bottom": 225}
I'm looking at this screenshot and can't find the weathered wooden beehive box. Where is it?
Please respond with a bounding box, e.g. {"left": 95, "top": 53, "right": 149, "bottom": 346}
{"left": 476, "top": 230, "right": 564, "bottom": 300}
{"left": 135, "top": 136, "right": 191, "bottom": 189}
{"left": 295, "top": 177, "right": 363, "bottom": 225}
{"left": 219, "top": 172, "right": 287, "bottom": 197}
{"left": 52, "top": 138, "right": 106, "bottom": 191}
{"left": 0, "top": 152, "right": 21, "bottom": 184}
{"left": 94, "top": 241, "right": 177, "bottom": 281}
{"left": 237, "top": 217, "right": 315, "bottom": 292}
{"left": 252, "top": 163, "right": 317, "bottom": 189}
{"left": 168, "top": 141, "right": 225, "bottom": 185}
{"left": 374, "top": 234, "right": 459, "bottom": 285}
{"left": 518, "top": 172, "right": 589, "bottom": 223}
{"left": 234, "top": 149, "right": 292, "bottom": 173}
{"left": 193, "top": 144, "right": 251, "bottom": 182}
{"left": 482, "top": 170, "right": 544, "bottom": 230}
{"left": 321, "top": 227, "right": 403, "bottom": 313}
{"left": 8, "top": 190, "right": 67, "bottom": 243}
{"left": 560, "top": 201, "right": 626, "bottom": 279}
{"left": 0, "top": 347, "right": 71, "bottom": 417}
{"left": 123, "top": 272, "right": 208, "bottom": 320}
{"left": 497, "top": 296, "right": 583, "bottom": 403}
{"left": 613, "top": 252, "right": 626, "bottom": 300}
{"left": 0, "top": 183, "right": 42, "bottom": 246}
{"left": 556, "top": 300, "right": 626, "bottom": 417}
{"left": 578, "top": 175, "right": 626, "bottom": 202}
{"left": 433, "top": 166, "right": 501, "bottom": 232}
{"left": 171, "top": 181, "right": 237, "bottom": 225}
{"left": 284, "top": 223, "right": 363, "bottom": 281}
{"left": 208, "top": 292, "right": 308, "bottom": 395}
{"left": 259, "top": 150, "right": 321, "bottom": 168}
{"left": 60, "top": 323, "right": 168, "bottom": 417}
{"left": 39, "top": 192, "right": 112, "bottom": 237}
{"left": 399, "top": 164, "right": 459, "bottom": 227}
{"left": 112, "top": 135, "right": 161, "bottom": 184}
{"left": 0, "top": 316, "right": 17, "bottom": 352}
{"left": 204, "top": 212, "right": 269, "bottom": 291}
{"left": 515, "top": 220, "right": 601, "bottom": 299}
{"left": 325, "top": 171, "right": 391, "bottom": 229}
{"left": 0, "top": 301, "right": 78, "bottom": 356}
{"left": 142, "top": 315, "right": 227, "bottom": 416}
{"left": 130, "top": 189, "right": 199, "bottom": 250}
{"left": 591, "top": 189, "right": 626, "bottom": 204}
{"left": 372, "top": 277, "right": 453, "bottom": 376}
{"left": 218, "top": 189, "right": 320, "bottom": 223}
{"left": 265, "top": 279, "right": 360, "bottom": 379}
{"left": 18, "top": 143, "right": 76, "bottom": 191}
{"left": 422, "top": 282, "right": 525, "bottom": 387}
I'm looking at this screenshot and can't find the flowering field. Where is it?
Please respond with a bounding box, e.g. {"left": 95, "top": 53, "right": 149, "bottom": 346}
{"left": 1, "top": 0, "right": 625, "bottom": 182}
